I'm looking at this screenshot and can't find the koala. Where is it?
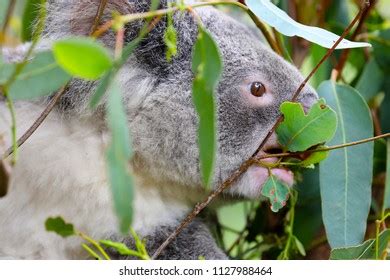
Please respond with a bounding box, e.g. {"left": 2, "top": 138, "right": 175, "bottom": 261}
{"left": 0, "top": 0, "right": 317, "bottom": 259}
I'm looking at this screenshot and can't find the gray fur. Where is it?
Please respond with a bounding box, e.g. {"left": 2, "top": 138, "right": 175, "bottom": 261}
{"left": 1, "top": 0, "right": 318, "bottom": 259}
{"left": 108, "top": 218, "right": 227, "bottom": 260}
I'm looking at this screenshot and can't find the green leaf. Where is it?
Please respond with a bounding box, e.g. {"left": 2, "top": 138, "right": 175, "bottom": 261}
{"left": 294, "top": 167, "right": 323, "bottom": 248}
{"left": 100, "top": 240, "right": 139, "bottom": 256}
{"left": 292, "top": 235, "right": 306, "bottom": 256}
{"left": 163, "top": 11, "right": 177, "bottom": 62}
{"left": 370, "top": 29, "right": 390, "bottom": 74}
{"left": 276, "top": 99, "right": 337, "bottom": 152}
{"left": 0, "top": 59, "right": 14, "bottom": 84}
{"left": 330, "top": 229, "right": 390, "bottom": 260}
{"left": 300, "top": 44, "right": 331, "bottom": 88}
{"left": 21, "top": 0, "right": 42, "bottom": 42}
{"left": 0, "top": 0, "right": 8, "bottom": 26}
{"left": 318, "top": 81, "right": 374, "bottom": 248}
{"left": 53, "top": 37, "right": 113, "bottom": 80}
{"left": 8, "top": 51, "right": 71, "bottom": 100}
{"left": 89, "top": 70, "right": 113, "bottom": 108}
{"left": 384, "top": 139, "right": 390, "bottom": 211}
{"left": 45, "top": 217, "right": 75, "bottom": 238}
{"left": 192, "top": 26, "right": 222, "bottom": 188}
{"left": 261, "top": 174, "right": 290, "bottom": 212}
{"left": 106, "top": 81, "right": 134, "bottom": 234}
{"left": 246, "top": 0, "right": 371, "bottom": 49}
{"left": 356, "top": 59, "right": 384, "bottom": 101}
{"left": 299, "top": 149, "right": 329, "bottom": 167}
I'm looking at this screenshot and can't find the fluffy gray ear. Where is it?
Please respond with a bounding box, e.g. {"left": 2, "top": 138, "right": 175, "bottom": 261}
{"left": 44, "top": 0, "right": 197, "bottom": 73}
{"left": 44, "top": 0, "right": 149, "bottom": 46}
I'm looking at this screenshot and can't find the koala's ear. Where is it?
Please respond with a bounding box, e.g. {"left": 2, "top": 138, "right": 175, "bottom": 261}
{"left": 45, "top": 0, "right": 164, "bottom": 47}
{"left": 124, "top": 0, "right": 198, "bottom": 75}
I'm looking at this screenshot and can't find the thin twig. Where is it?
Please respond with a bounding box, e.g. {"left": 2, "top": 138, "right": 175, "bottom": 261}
{"left": 92, "top": 1, "right": 282, "bottom": 54}
{"left": 333, "top": 0, "right": 375, "bottom": 81}
{"left": 0, "top": 0, "right": 16, "bottom": 39}
{"left": 151, "top": 6, "right": 368, "bottom": 260}
{"left": 3, "top": 87, "right": 67, "bottom": 158}
{"left": 256, "top": 133, "right": 390, "bottom": 161}
{"left": 90, "top": 0, "right": 108, "bottom": 36}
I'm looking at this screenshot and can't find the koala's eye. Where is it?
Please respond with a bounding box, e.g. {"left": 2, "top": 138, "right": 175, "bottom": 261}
{"left": 250, "top": 82, "right": 266, "bottom": 97}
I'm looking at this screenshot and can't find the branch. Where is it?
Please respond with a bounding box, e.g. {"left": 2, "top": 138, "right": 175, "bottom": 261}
{"left": 3, "top": 87, "right": 67, "bottom": 159}
{"left": 332, "top": 0, "right": 375, "bottom": 81}
{"left": 90, "top": 0, "right": 108, "bottom": 36}
{"left": 257, "top": 133, "right": 390, "bottom": 161}
{"left": 151, "top": 6, "right": 368, "bottom": 259}
{"left": 0, "top": 0, "right": 16, "bottom": 40}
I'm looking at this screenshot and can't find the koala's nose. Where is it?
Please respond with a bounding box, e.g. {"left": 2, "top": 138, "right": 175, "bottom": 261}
{"left": 295, "top": 85, "right": 319, "bottom": 113}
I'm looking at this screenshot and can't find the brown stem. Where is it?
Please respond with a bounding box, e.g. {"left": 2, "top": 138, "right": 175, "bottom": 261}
{"left": 151, "top": 6, "right": 368, "bottom": 260}
{"left": 90, "top": 0, "right": 108, "bottom": 35}
{"left": 3, "top": 87, "right": 67, "bottom": 159}
{"left": 257, "top": 133, "right": 390, "bottom": 161}
{"left": 333, "top": 0, "right": 375, "bottom": 81}
{"left": 0, "top": 0, "right": 16, "bottom": 40}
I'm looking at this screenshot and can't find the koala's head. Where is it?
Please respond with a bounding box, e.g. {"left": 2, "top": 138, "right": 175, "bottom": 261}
{"left": 46, "top": 0, "right": 318, "bottom": 198}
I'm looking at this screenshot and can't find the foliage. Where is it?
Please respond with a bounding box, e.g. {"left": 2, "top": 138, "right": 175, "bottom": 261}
{"left": 276, "top": 99, "right": 337, "bottom": 152}
{"left": 45, "top": 217, "right": 149, "bottom": 260}
{"left": 0, "top": 0, "right": 389, "bottom": 261}
{"left": 192, "top": 26, "right": 222, "bottom": 188}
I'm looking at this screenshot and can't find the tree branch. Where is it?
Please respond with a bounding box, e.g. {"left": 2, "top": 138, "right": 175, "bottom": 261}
{"left": 90, "top": 0, "right": 108, "bottom": 36}
{"left": 151, "top": 5, "right": 369, "bottom": 260}
{"left": 257, "top": 133, "right": 390, "bottom": 161}
{"left": 332, "top": 0, "right": 376, "bottom": 81}
{"left": 3, "top": 87, "right": 67, "bottom": 159}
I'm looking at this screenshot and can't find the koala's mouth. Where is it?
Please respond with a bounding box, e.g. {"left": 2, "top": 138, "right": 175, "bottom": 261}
{"left": 252, "top": 134, "right": 294, "bottom": 189}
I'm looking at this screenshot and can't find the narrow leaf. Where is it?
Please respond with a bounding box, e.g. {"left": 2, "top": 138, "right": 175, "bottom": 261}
{"left": 318, "top": 81, "right": 373, "bottom": 248}
{"left": 100, "top": 240, "right": 139, "bottom": 256}
{"left": 45, "top": 217, "right": 75, "bottom": 238}
{"left": 261, "top": 174, "right": 289, "bottom": 212}
{"left": 356, "top": 59, "right": 384, "bottom": 101}
{"left": 8, "top": 51, "right": 71, "bottom": 100}
{"left": 246, "top": 0, "right": 371, "bottom": 49}
{"left": 276, "top": 99, "right": 337, "bottom": 152}
{"left": 300, "top": 149, "right": 329, "bottom": 167}
{"left": 330, "top": 229, "right": 390, "bottom": 260}
{"left": 106, "top": 81, "right": 134, "bottom": 234}
{"left": 21, "top": 0, "right": 42, "bottom": 42}
{"left": 53, "top": 37, "right": 113, "bottom": 80}
{"left": 192, "top": 27, "right": 222, "bottom": 188}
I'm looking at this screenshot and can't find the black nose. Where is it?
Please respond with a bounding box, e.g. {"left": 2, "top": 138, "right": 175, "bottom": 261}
{"left": 296, "top": 85, "right": 319, "bottom": 113}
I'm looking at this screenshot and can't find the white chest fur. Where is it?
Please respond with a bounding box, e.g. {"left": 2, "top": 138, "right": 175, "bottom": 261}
{"left": 0, "top": 103, "right": 191, "bottom": 259}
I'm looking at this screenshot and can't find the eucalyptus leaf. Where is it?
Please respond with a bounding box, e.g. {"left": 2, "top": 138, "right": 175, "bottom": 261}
{"left": 318, "top": 81, "right": 373, "bottom": 248}
{"left": 163, "top": 10, "right": 177, "bottom": 62}
{"left": 246, "top": 0, "right": 371, "bottom": 49}
{"left": 45, "top": 217, "right": 75, "bottom": 238}
{"left": 261, "top": 174, "right": 289, "bottom": 212}
{"left": 22, "top": 0, "right": 42, "bottom": 42}
{"left": 300, "top": 149, "right": 329, "bottom": 167}
{"left": 106, "top": 81, "right": 134, "bottom": 234}
{"left": 192, "top": 26, "right": 222, "bottom": 188}
{"left": 356, "top": 59, "right": 384, "bottom": 101}
{"left": 330, "top": 229, "right": 390, "bottom": 260}
{"left": 53, "top": 37, "right": 113, "bottom": 80}
{"left": 276, "top": 99, "right": 337, "bottom": 152}
{"left": 100, "top": 240, "right": 139, "bottom": 256}
{"left": 8, "top": 51, "right": 71, "bottom": 100}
